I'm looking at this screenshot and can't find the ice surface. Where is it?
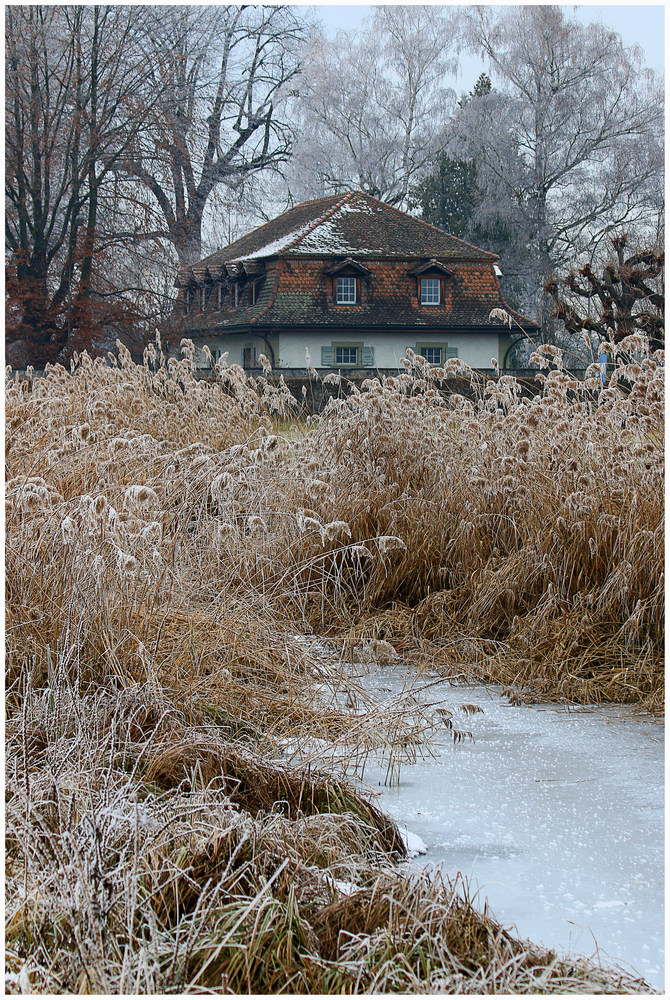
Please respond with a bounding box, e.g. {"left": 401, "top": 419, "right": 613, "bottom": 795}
{"left": 355, "top": 665, "right": 664, "bottom": 990}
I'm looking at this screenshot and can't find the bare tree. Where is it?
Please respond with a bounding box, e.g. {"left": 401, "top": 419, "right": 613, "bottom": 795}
{"left": 547, "top": 234, "right": 664, "bottom": 349}
{"left": 285, "top": 6, "right": 460, "bottom": 208}
{"left": 117, "top": 6, "right": 306, "bottom": 265}
{"left": 453, "top": 6, "right": 664, "bottom": 333}
{"left": 5, "top": 5, "right": 160, "bottom": 364}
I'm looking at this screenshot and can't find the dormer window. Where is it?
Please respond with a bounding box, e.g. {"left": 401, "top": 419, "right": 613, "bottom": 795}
{"left": 325, "top": 258, "right": 370, "bottom": 306}
{"left": 199, "top": 286, "right": 207, "bottom": 311}
{"left": 217, "top": 283, "right": 224, "bottom": 310}
{"left": 409, "top": 260, "right": 452, "bottom": 307}
{"left": 185, "top": 288, "right": 194, "bottom": 313}
{"left": 420, "top": 278, "right": 440, "bottom": 305}
{"left": 336, "top": 276, "right": 357, "bottom": 304}
{"left": 249, "top": 280, "right": 259, "bottom": 306}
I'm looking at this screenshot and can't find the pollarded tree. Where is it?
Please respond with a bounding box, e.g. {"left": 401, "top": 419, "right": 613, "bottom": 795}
{"left": 453, "top": 6, "right": 664, "bottom": 334}
{"left": 546, "top": 235, "right": 664, "bottom": 350}
{"left": 117, "top": 6, "right": 306, "bottom": 266}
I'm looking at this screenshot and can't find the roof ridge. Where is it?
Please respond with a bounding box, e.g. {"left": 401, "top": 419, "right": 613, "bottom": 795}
{"left": 195, "top": 193, "right": 346, "bottom": 266}
{"left": 281, "top": 191, "right": 355, "bottom": 253}
{"left": 357, "top": 191, "right": 498, "bottom": 261}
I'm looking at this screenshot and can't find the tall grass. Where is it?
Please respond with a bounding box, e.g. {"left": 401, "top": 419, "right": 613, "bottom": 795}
{"left": 5, "top": 335, "right": 662, "bottom": 992}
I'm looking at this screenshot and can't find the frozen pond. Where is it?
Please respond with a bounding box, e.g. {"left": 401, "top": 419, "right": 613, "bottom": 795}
{"left": 354, "top": 664, "right": 664, "bottom": 990}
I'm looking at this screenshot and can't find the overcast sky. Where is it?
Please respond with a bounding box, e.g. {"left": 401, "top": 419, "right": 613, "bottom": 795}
{"left": 302, "top": 4, "right": 664, "bottom": 85}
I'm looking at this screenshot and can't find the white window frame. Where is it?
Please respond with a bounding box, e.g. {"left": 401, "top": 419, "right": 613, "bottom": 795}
{"left": 420, "top": 277, "right": 441, "bottom": 305}
{"left": 249, "top": 280, "right": 258, "bottom": 306}
{"left": 217, "top": 284, "right": 224, "bottom": 310}
{"left": 185, "top": 288, "right": 193, "bottom": 313}
{"left": 233, "top": 283, "right": 239, "bottom": 308}
{"left": 336, "top": 275, "right": 357, "bottom": 304}
{"left": 199, "top": 286, "right": 207, "bottom": 311}
{"left": 420, "top": 346, "right": 442, "bottom": 365}
{"left": 335, "top": 346, "right": 358, "bottom": 365}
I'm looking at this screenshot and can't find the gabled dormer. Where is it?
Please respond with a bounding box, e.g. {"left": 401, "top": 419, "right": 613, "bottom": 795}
{"left": 407, "top": 259, "right": 454, "bottom": 307}
{"left": 323, "top": 258, "right": 371, "bottom": 305}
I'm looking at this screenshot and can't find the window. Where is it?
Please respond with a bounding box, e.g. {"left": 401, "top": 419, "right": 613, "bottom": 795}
{"left": 420, "top": 277, "right": 440, "bottom": 305}
{"left": 216, "top": 284, "right": 224, "bottom": 310}
{"left": 233, "top": 284, "right": 239, "bottom": 308}
{"left": 249, "top": 280, "right": 258, "bottom": 306}
{"left": 185, "top": 288, "right": 194, "bottom": 313}
{"left": 199, "top": 287, "right": 207, "bottom": 311}
{"left": 416, "top": 343, "right": 458, "bottom": 364}
{"left": 421, "top": 347, "right": 442, "bottom": 365}
{"left": 336, "top": 346, "right": 358, "bottom": 365}
{"left": 336, "top": 276, "right": 357, "bottom": 304}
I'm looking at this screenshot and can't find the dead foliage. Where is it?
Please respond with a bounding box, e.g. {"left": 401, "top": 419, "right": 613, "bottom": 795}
{"left": 5, "top": 339, "right": 663, "bottom": 993}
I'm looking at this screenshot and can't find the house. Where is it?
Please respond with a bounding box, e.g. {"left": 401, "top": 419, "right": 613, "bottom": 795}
{"left": 170, "top": 191, "right": 537, "bottom": 373}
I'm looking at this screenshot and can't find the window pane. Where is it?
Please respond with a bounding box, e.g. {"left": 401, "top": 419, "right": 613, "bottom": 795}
{"left": 420, "top": 347, "right": 442, "bottom": 364}
{"left": 336, "top": 276, "right": 357, "bottom": 303}
{"left": 420, "top": 278, "right": 440, "bottom": 304}
{"left": 335, "top": 346, "right": 358, "bottom": 365}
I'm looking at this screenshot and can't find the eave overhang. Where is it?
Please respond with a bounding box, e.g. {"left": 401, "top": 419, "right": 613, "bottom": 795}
{"left": 322, "top": 257, "right": 372, "bottom": 276}
{"left": 407, "top": 259, "right": 454, "bottom": 277}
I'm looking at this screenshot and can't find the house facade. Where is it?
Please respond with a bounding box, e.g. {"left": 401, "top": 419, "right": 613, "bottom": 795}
{"left": 170, "top": 191, "right": 537, "bottom": 372}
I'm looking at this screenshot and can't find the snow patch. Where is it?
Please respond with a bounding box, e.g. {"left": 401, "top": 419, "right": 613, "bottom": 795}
{"left": 398, "top": 824, "right": 428, "bottom": 858}
{"left": 333, "top": 880, "right": 359, "bottom": 895}
{"left": 236, "top": 199, "right": 385, "bottom": 260}
{"left": 296, "top": 218, "right": 358, "bottom": 254}
{"left": 238, "top": 221, "right": 317, "bottom": 260}
{"left": 338, "top": 199, "right": 377, "bottom": 215}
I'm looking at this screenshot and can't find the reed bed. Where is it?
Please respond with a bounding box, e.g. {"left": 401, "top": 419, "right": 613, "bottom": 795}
{"left": 5, "top": 676, "right": 651, "bottom": 994}
{"left": 5, "top": 335, "right": 662, "bottom": 992}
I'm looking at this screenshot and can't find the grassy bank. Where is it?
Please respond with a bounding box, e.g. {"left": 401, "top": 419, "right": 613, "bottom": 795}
{"left": 5, "top": 339, "right": 662, "bottom": 992}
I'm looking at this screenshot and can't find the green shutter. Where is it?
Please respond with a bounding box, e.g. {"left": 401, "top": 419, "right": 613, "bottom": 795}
{"left": 444, "top": 347, "right": 458, "bottom": 359}
{"left": 361, "top": 345, "right": 374, "bottom": 367}
{"left": 321, "top": 346, "right": 335, "bottom": 366}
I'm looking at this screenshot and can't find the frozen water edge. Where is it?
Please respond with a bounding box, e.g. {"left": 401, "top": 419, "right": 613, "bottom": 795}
{"left": 352, "top": 663, "right": 664, "bottom": 990}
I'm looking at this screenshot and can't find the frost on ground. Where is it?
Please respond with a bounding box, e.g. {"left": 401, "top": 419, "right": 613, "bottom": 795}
{"left": 5, "top": 341, "right": 663, "bottom": 993}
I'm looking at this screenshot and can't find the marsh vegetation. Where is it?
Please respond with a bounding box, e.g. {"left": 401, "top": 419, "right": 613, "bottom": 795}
{"left": 5, "top": 338, "right": 663, "bottom": 993}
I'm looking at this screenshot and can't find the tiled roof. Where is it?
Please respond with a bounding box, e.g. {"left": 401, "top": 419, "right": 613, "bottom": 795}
{"left": 177, "top": 257, "right": 537, "bottom": 334}
{"left": 175, "top": 192, "right": 538, "bottom": 335}
{"left": 259, "top": 261, "right": 531, "bottom": 329}
{"left": 191, "top": 191, "right": 497, "bottom": 269}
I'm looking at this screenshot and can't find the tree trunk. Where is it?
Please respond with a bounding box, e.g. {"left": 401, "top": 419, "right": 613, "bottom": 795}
{"left": 174, "top": 215, "right": 204, "bottom": 266}
{"left": 10, "top": 249, "right": 61, "bottom": 363}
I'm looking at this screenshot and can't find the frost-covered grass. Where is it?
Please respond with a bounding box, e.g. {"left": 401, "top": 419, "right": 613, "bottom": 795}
{"left": 5, "top": 337, "right": 662, "bottom": 992}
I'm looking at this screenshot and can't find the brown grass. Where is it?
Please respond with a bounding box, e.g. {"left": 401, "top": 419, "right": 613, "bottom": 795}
{"left": 5, "top": 336, "right": 662, "bottom": 993}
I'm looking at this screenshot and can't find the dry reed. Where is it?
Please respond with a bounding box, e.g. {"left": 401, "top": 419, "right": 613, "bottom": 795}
{"left": 5, "top": 335, "right": 662, "bottom": 992}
